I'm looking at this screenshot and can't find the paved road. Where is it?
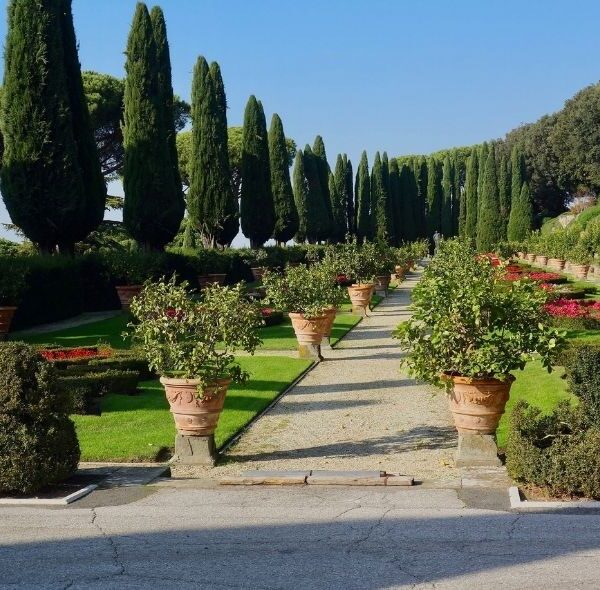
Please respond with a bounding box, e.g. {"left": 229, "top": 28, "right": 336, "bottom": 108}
{"left": 2, "top": 483, "right": 600, "bottom": 589}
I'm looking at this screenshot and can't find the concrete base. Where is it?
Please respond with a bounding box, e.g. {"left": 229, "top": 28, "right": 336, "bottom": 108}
{"left": 172, "top": 433, "right": 218, "bottom": 466}
{"left": 298, "top": 343, "right": 323, "bottom": 360}
{"left": 374, "top": 289, "right": 388, "bottom": 298}
{"left": 352, "top": 305, "right": 369, "bottom": 316}
{"left": 320, "top": 337, "right": 332, "bottom": 350}
{"left": 455, "top": 433, "right": 501, "bottom": 468}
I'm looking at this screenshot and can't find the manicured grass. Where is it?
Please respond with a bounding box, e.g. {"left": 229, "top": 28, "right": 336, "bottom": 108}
{"left": 15, "top": 310, "right": 362, "bottom": 351}
{"left": 73, "top": 356, "right": 312, "bottom": 462}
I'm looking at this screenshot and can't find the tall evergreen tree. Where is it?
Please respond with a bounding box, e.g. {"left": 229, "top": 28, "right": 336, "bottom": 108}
{"left": 211, "top": 62, "right": 239, "bottom": 247}
{"left": 370, "top": 152, "right": 393, "bottom": 243}
{"left": 344, "top": 155, "right": 354, "bottom": 236}
{"left": 303, "top": 145, "right": 330, "bottom": 243}
{"left": 355, "top": 151, "right": 371, "bottom": 242}
{"left": 240, "top": 96, "right": 275, "bottom": 247}
{"left": 426, "top": 157, "right": 442, "bottom": 237}
{"left": 312, "top": 135, "right": 333, "bottom": 240}
{"left": 292, "top": 149, "right": 308, "bottom": 243}
{"left": 510, "top": 145, "right": 525, "bottom": 208}
{"left": 498, "top": 153, "right": 510, "bottom": 239}
{"left": 330, "top": 154, "right": 348, "bottom": 242}
{"left": 60, "top": 0, "right": 106, "bottom": 242}
{"left": 123, "top": 2, "right": 183, "bottom": 250}
{"left": 389, "top": 159, "right": 403, "bottom": 243}
{"left": 441, "top": 154, "right": 453, "bottom": 236}
{"left": 413, "top": 156, "right": 428, "bottom": 238}
{"left": 507, "top": 181, "right": 533, "bottom": 241}
{"left": 477, "top": 142, "right": 488, "bottom": 212}
{"left": 188, "top": 57, "right": 232, "bottom": 247}
{"left": 381, "top": 152, "right": 396, "bottom": 243}
{"left": 269, "top": 114, "right": 298, "bottom": 244}
{"left": 1, "top": 0, "right": 84, "bottom": 252}
{"left": 452, "top": 154, "right": 462, "bottom": 235}
{"left": 464, "top": 148, "right": 478, "bottom": 240}
{"left": 476, "top": 144, "right": 502, "bottom": 251}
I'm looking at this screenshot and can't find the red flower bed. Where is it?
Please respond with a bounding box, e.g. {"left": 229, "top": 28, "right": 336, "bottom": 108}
{"left": 40, "top": 347, "right": 109, "bottom": 361}
{"left": 261, "top": 307, "right": 274, "bottom": 317}
{"left": 544, "top": 299, "right": 600, "bottom": 319}
{"left": 504, "top": 271, "right": 563, "bottom": 283}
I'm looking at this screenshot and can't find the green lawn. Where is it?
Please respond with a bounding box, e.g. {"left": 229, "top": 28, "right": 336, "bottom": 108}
{"left": 15, "top": 311, "right": 362, "bottom": 351}
{"left": 73, "top": 356, "right": 312, "bottom": 462}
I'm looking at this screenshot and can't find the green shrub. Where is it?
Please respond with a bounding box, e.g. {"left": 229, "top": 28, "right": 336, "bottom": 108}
{"left": 0, "top": 343, "right": 80, "bottom": 494}
{"left": 565, "top": 344, "right": 600, "bottom": 427}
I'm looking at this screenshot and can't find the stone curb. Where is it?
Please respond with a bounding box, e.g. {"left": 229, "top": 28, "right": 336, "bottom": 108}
{"left": 508, "top": 486, "right": 600, "bottom": 510}
{"left": 0, "top": 484, "right": 97, "bottom": 506}
{"left": 219, "top": 470, "right": 414, "bottom": 487}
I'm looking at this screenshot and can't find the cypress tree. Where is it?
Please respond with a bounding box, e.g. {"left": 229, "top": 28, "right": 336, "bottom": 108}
{"left": 60, "top": 0, "right": 106, "bottom": 242}
{"left": 381, "top": 152, "right": 396, "bottom": 243}
{"left": 405, "top": 163, "right": 420, "bottom": 240}
{"left": 413, "top": 156, "right": 428, "bottom": 238}
{"left": 426, "top": 157, "right": 442, "bottom": 237}
{"left": 312, "top": 136, "right": 333, "bottom": 241}
{"left": 344, "top": 155, "right": 354, "bottom": 236}
{"left": 1, "top": 0, "right": 84, "bottom": 252}
{"left": 355, "top": 151, "right": 371, "bottom": 242}
{"left": 498, "top": 153, "right": 510, "bottom": 239}
{"left": 464, "top": 148, "right": 478, "bottom": 240}
{"left": 330, "top": 154, "right": 348, "bottom": 243}
{"left": 370, "top": 152, "right": 392, "bottom": 243}
{"left": 477, "top": 142, "right": 488, "bottom": 210}
{"left": 476, "top": 144, "right": 502, "bottom": 252}
{"left": 452, "top": 155, "right": 462, "bottom": 235}
{"left": 269, "top": 113, "right": 298, "bottom": 244}
{"left": 441, "top": 154, "right": 453, "bottom": 237}
{"left": 510, "top": 145, "right": 524, "bottom": 208}
{"left": 123, "top": 3, "right": 183, "bottom": 250}
{"left": 211, "top": 62, "right": 239, "bottom": 247}
{"left": 389, "top": 159, "right": 403, "bottom": 244}
{"left": 240, "top": 96, "right": 275, "bottom": 248}
{"left": 302, "top": 145, "right": 330, "bottom": 243}
{"left": 292, "top": 150, "right": 308, "bottom": 243}
{"left": 507, "top": 181, "right": 533, "bottom": 241}
{"left": 188, "top": 57, "right": 232, "bottom": 247}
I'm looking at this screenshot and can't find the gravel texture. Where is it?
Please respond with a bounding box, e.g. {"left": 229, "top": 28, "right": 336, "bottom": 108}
{"left": 176, "top": 271, "right": 460, "bottom": 482}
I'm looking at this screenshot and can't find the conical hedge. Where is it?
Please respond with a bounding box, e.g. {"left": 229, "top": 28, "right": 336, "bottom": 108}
{"left": 507, "top": 181, "right": 533, "bottom": 241}
{"left": 476, "top": 144, "right": 502, "bottom": 251}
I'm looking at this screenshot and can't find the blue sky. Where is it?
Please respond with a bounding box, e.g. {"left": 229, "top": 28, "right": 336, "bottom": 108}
{"left": 2, "top": 0, "right": 600, "bottom": 241}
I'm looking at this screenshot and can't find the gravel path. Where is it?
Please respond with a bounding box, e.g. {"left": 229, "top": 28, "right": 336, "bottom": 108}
{"left": 179, "top": 271, "right": 460, "bottom": 482}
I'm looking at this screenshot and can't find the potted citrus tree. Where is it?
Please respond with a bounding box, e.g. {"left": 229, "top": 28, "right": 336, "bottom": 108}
{"left": 372, "top": 241, "right": 396, "bottom": 295}
{"left": 128, "top": 277, "right": 262, "bottom": 465}
{"left": 104, "top": 251, "right": 158, "bottom": 311}
{"left": 0, "top": 260, "right": 25, "bottom": 339}
{"left": 394, "top": 239, "right": 565, "bottom": 464}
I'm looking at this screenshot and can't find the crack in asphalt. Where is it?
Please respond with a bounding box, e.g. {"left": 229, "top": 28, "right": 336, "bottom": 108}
{"left": 90, "top": 508, "right": 125, "bottom": 577}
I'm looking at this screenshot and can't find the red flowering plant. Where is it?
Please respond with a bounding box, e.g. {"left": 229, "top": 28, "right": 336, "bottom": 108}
{"left": 544, "top": 298, "right": 600, "bottom": 329}
{"left": 40, "top": 346, "right": 111, "bottom": 361}
{"left": 504, "top": 271, "right": 565, "bottom": 284}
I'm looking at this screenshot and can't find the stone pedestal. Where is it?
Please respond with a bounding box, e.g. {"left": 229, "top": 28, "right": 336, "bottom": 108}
{"left": 352, "top": 305, "right": 369, "bottom": 317}
{"left": 172, "top": 433, "right": 217, "bottom": 466}
{"left": 298, "top": 343, "right": 323, "bottom": 360}
{"left": 455, "top": 433, "right": 501, "bottom": 468}
{"left": 320, "top": 337, "right": 332, "bottom": 350}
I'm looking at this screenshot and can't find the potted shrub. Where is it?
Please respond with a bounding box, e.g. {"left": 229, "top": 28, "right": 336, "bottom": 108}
{"left": 245, "top": 248, "right": 269, "bottom": 281}
{"left": 333, "top": 239, "right": 378, "bottom": 315}
{"left": 128, "top": 277, "right": 262, "bottom": 465}
{"left": 370, "top": 242, "right": 396, "bottom": 295}
{"left": 394, "top": 239, "right": 565, "bottom": 463}
{"left": 0, "top": 259, "right": 25, "bottom": 339}
{"left": 263, "top": 263, "right": 342, "bottom": 355}
{"left": 103, "top": 251, "right": 158, "bottom": 311}
{"left": 569, "top": 245, "right": 591, "bottom": 280}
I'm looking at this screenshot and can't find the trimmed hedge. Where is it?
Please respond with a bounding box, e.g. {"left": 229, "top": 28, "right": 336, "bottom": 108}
{"left": 0, "top": 343, "right": 80, "bottom": 494}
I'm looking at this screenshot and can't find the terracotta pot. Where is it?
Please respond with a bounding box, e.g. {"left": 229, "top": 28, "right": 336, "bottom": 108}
{"left": 347, "top": 284, "right": 373, "bottom": 310}
{"left": 374, "top": 275, "right": 391, "bottom": 292}
{"left": 289, "top": 312, "right": 327, "bottom": 345}
{"left": 160, "top": 376, "right": 231, "bottom": 436}
{"left": 536, "top": 255, "right": 548, "bottom": 266}
{"left": 525, "top": 253, "right": 536, "bottom": 263}
{"left": 547, "top": 258, "right": 565, "bottom": 271}
{"left": 115, "top": 285, "right": 143, "bottom": 311}
{"left": 0, "top": 306, "right": 17, "bottom": 338}
{"left": 570, "top": 263, "right": 590, "bottom": 280}
{"left": 207, "top": 273, "right": 227, "bottom": 286}
{"left": 321, "top": 307, "right": 337, "bottom": 338}
{"left": 197, "top": 275, "right": 211, "bottom": 288}
{"left": 251, "top": 267, "right": 266, "bottom": 281}
{"left": 446, "top": 374, "right": 514, "bottom": 435}
{"left": 394, "top": 265, "right": 406, "bottom": 281}
{"left": 516, "top": 252, "right": 525, "bottom": 259}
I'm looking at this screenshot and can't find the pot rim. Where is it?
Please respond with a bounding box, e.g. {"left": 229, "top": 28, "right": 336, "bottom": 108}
{"left": 0, "top": 306, "right": 18, "bottom": 311}
{"left": 160, "top": 376, "right": 232, "bottom": 387}
{"left": 349, "top": 283, "right": 374, "bottom": 289}
{"left": 115, "top": 284, "right": 143, "bottom": 289}
{"left": 441, "top": 372, "right": 516, "bottom": 385}
{"left": 288, "top": 312, "right": 326, "bottom": 321}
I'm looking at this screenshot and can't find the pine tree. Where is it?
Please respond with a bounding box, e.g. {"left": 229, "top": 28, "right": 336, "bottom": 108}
{"left": 330, "top": 154, "right": 348, "bottom": 242}
{"left": 441, "top": 154, "right": 453, "bottom": 237}
{"left": 211, "top": 62, "right": 239, "bottom": 247}
{"left": 344, "top": 155, "right": 354, "bottom": 236}
{"left": 269, "top": 113, "right": 298, "bottom": 244}
{"left": 123, "top": 2, "right": 183, "bottom": 250}
{"left": 303, "top": 145, "right": 330, "bottom": 243}
{"left": 1, "top": 0, "right": 84, "bottom": 252}
{"left": 498, "top": 153, "right": 510, "bottom": 239}
{"left": 60, "top": 0, "right": 106, "bottom": 242}
{"left": 507, "top": 181, "right": 533, "bottom": 241}
{"left": 188, "top": 57, "right": 232, "bottom": 247}
{"left": 464, "top": 148, "right": 478, "bottom": 240}
{"left": 389, "top": 159, "right": 403, "bottom": 243}
{"left": 240, "top": 96, "right": 275, "bottom": 247}
{"left": 476, "top": 144, "right": 502, "bottom": 251}
{"left": 312, "top": 136, "right": 333, "bottom": 241}
{"left": 292, "top": 149, "right": 308, "bottom": 243}
{"left": 355, "top": 151, "right": 371, "bottom": 242}
{"left": 510, "top": 145, "right": 524, "bottom": 208}
{"left": 426, "top": 157, "right": 442, "bottom": 237}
